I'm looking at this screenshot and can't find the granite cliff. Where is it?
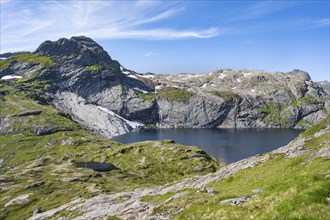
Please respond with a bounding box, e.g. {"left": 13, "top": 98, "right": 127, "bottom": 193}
{"left": 1, "top": 36, "right": 329, "bottom": 138}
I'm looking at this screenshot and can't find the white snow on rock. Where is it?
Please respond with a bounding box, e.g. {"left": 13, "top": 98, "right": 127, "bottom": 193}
{"left": 237, "top": 79, "right": 242, "bottom": 83}
{"left": 155, "top": 85, "right": 163, "bottom": 91}
{"left": 122, "top": 71, "right": 130, "bottom": 75}
{"left": 250, "top": 89, "right": 256, "bottom": 92}
{"left": 1, "top": 75, "right": 23, "bottom": 80}
{"left": 243, "top": 72, "right": 253, "bottom": 77}
{"left": 98, "top": 106, "right": 143, "bottom": 129}
{"left": 232, "top": 87, "right": 237, "bottom": 90}
{"left": 133, "top": 87, "right": 148, "bottom": 94}
{"left": 139, "top": 74, "right": 155, "bottom": 79}
{"left": 218, "top": 73, "right": 227, "bottom": 79}
{"left": 128, "top": 74, "right": 138, "bottom": 79}
{"left": 201, "top": 83, "right": 207, "bottom": 88}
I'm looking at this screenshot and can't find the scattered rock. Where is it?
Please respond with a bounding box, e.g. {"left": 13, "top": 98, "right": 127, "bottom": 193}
{"left": 25, "top": 181, "right": 45, "bottom": 189}
{"left": 75, "top": 162, "right": 119, "bottom": 172}
{"left": 251, "top": 189, "right": 262, "bottom": 194}
{"left": 33, "top": 208, "right": 43, "bottom": 215}
{"left": 218, "top": 195, "right": 253, "bottom": 205}
{"left": 30, "top": 125, "right": 73, "bottom": 136}
{"left": 164, "top": 192, "right": 187, "bottom": 203}
{"left": 199, "top": 187, "right": 213, "bottom": 193}
{"left": 5, "top": 193, "right": 32, "bottom": 207}
{"left": 61, "top": 137, "right": 74, "bottom": 145}
{"left": 14, "top": 111, "right": 42, "bottom": 117}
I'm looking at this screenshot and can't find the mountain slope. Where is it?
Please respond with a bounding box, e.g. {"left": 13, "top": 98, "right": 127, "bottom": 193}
{"left": 0, "top": 80, "right": 219, "bottom": 219}
{"left": 1, "top": 36, "right": 329, "bottom": 138}
{"left": 25, "top": 116, "right": 330, "bottom": 220}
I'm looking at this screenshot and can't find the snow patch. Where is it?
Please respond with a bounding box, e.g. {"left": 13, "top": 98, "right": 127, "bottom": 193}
{"left": 133, "top": 87, "right": 148, "bottom": 94}
{"left": 250, "top": 89, "right": 256, "bottom": 92}
{"left": 98, "top": 106, "right": 144, "bottom": 129}
{"left": 237, "top": 79, "right": 242, "bottom": 83}
{"left": 1, "top": 75, "right": 23, "bottom": 80}
{"left": 155, "top": 85, "right": 163, "bottom": 91}
{"left": 243, "top": 72, "right": 252, "bottom": 77}
{"left": 218, "top": 73, "right": 227, "bottom": 79}
{"left": 201, "top": 83, "right": 207, "bottom": 88}
{"left": 128, "top": 74, "right": 138, "bottom": 79}
{"left": 122, "top": 71, "right": 130, "bottom": 75}
{"left": 232, "top": 87, "right": 237, "bottom": 90}
{"left": 0, "top": 57, "right": 7, "bottom": 60}
{"left": 139, "top": 74, "right": 155, "bottom": 79}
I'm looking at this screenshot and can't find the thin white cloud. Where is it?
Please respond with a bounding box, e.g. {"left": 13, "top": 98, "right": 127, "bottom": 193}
{"left": 229, "top": 1, "right": 294, "bottom": 22}
{"left": 145, "top": 52, "right": 153, "bottom": 57}
{"left": 0, "top": 1, "right": 221, "bottom": 53}
{"left": 79, "top": 27, "right": 220, "bottom": 40}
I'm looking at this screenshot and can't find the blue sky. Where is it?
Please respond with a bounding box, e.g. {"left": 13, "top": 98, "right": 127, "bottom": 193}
{"left": 1, "top": 0, "right": 329, "bottom": 81}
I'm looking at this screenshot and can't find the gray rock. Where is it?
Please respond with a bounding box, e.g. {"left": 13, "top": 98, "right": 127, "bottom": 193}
{"left": 5, "top": 193, "right": 32, "bottom": 207}
{"left": 33, "top": 208, "right": 43, "bottom": 215}
{"left": 14, "top": 111, "right": 42, "bottom": 117}
{"left": 251, "top": 189, "right": 262, "bottom": 194}
{"left": 219, "top": 195, "right": 253, "bottom": 205}
{"left": 25, "top": 181, "right": 45, "bottom": 189}
{"left": 2, "top": 36, "right": 329, "bottom": 138}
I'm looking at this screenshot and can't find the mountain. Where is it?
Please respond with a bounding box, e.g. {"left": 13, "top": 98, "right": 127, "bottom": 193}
{"left": 1, "top": 36, "right": 329, "bottom": 219}
{"left": 1, "top": 36, "right": 329, "bottom": 138}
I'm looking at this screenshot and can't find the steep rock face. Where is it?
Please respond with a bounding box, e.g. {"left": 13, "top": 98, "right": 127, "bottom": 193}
{"left": 1, "top": 36, "right": 329, "bottom": 137}
{"left": 149, "top": 69, "right": 329, "bottom": 129}
{"left": 35, "top": 37, "right": 158, "bottom": 136}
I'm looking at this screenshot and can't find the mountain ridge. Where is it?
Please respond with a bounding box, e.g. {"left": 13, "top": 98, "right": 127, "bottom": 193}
{"left": 1, "top": 36, "right": 329, "bottom": 138}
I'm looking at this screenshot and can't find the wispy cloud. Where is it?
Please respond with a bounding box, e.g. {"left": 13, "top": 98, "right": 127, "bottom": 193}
{"left": 145, "top": 52, "right": 153, "bottom": 57}
{"left": 242, "top": 1, "right": 293, "bottom": 20}
{"left": 0, "top": 0, "right": 221, "bottom": 53}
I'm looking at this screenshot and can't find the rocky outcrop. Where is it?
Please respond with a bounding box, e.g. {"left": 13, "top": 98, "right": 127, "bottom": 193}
{"left": 1, "top": 36, "right": 329, "bottom": 137}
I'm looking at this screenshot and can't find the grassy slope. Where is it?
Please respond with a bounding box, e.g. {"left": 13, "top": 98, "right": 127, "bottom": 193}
{"left": 0, "top": 78, "right": 219, "bottom": 219}
{"left": 141, "top": 117, "right": 330, "bottom": 219}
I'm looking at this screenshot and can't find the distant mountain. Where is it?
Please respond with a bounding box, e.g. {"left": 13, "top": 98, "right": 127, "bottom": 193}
{"left": 1, "top": 36, "right": 329, "bottom": 138}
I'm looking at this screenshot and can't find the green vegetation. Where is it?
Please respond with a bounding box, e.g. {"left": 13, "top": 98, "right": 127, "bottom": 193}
{"left": 137, "top": 92, "right": 155, "bottom": 101}
{"left": 209, "top": 90, "right": 241, "bottom": 102}
{"left": 257, "top": 95, "right": 325, "bottom": 127}
{"left": 0, "top": 53, "right": 56, "bottom": 72}
{"left": 0, "top": 80, "right": 219, "bottom": 219}
{"left": 85, "top": 64, "right": 102, "bottom": 71}
{"left": 143, "top": 117, "right": 330, "bottom": 219}
{"left": 157, "top": 87, "right": 192, "bottom": 102}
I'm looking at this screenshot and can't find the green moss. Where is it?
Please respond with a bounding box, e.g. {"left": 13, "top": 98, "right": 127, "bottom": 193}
{"left": 209, "top": 90, "right": 241, "bottom": 102}
{"left": 137, "top": 92, "right": 155, "bottom": 101}
{"left": 297, "top": 119, "right": 311, "bottom": 127}
{"left": 85, "top": 64, "right": 102, "bottom": 71}
{"left": 302, "top": 116, "right": 328, "bottom": 138}
{"left": 157, "top": 87, "right": 192, "bottom": 103}
{"left": 0, "top": 53, "right": 56, "bottom": 72}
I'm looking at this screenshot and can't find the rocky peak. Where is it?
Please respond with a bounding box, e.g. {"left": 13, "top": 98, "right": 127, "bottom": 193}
{"left": 35, "top": 36, "right": 118, "bottom": 69}
{"left": 288, "top": 69, "right": 311, "bottom": 81}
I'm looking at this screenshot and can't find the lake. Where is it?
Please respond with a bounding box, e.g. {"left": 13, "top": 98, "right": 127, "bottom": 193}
{"left": 112, "top": 128, "right": 302, "bottom": 163}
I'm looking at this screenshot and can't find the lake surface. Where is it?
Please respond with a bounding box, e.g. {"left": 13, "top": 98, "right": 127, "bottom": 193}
{"left": 112, "top": 128, "right": 302, "bottom": 163}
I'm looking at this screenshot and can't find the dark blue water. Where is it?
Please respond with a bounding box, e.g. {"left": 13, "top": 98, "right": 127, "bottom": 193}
{"left": 112, "top": 128, "right": 302, "bottom": 163}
